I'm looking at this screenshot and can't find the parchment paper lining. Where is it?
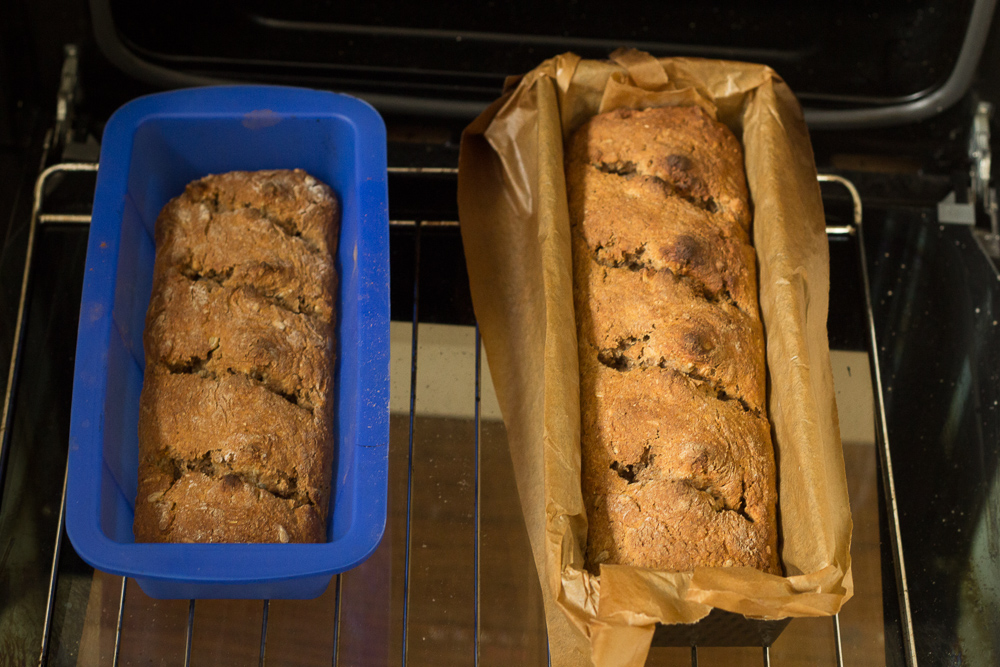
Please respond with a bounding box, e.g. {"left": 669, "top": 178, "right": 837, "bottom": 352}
{"left": 457, "top": 49, "right": 853, "bottom": 667}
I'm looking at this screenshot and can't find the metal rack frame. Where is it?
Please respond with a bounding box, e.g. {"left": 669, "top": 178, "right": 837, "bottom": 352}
{"left": 13, "top": 163, "right": 904, "bottom": 666}
{"left": 819, "top": 174, "right": 918, "bottom": 667}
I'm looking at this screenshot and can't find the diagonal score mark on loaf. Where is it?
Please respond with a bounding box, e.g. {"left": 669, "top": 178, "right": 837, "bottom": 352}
{"left": 177, "top": 209, "right": 330, "bottom": 320}
{"left": 242, "top": 203, "right": 319, "bottom": 253}
{"left": 608, "top": 442, "right": 755, "bottom": 523}
{"left": 591, "top": 323, "right": 764, "bottom": 527}
{"left": 610, "top": 445, "right": 653, "bottom": 483}
{"left": 161, "top": 346, "right": 215, "bottom": 376}
{"left": 157, "top": 350, "right": 305, "bottom": 412}
{"left": 178, "top": 263, "right": 234, "bottom": 285}
{"left": 147, "top": 450, "right": 308, "bottom": 508}
{"left": 146, "top": 252, "right": 331, "bottom": 416}
{"left": 189, "top": 176, "right": 325, "bottom": 256}
{"left": 593, "top": 159, "right": 719, "bottom": 214}
{"left": 595, "top": 335, "right": 761, "bottom": 418}
{"left": 148, "top": 341, "right": 322, "bottom": 512}
{"left": 590, "top": 240, "right": 745, "bottom": 315}
{"left": 678, "top": 477, "right": 754, "bottom": 524}
{"left": 179, "top": 259, "right": 320, "bottom": 319}
{"left": 137, "top": 365, "right": 331, "bottom": 523}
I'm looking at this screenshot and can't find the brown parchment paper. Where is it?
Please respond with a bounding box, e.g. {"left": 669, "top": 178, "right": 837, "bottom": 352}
{"left": 457, "top": 49, "right": 853, "bottom": 667}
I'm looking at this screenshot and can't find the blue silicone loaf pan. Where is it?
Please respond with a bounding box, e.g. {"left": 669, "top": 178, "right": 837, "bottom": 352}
{"left": 66, "top": 86, "right": 390, "bottom": 599}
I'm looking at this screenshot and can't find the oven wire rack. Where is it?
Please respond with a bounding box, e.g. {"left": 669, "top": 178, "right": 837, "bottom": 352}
{"left": 3, "top": 162, "right": 910, "bottom": 667}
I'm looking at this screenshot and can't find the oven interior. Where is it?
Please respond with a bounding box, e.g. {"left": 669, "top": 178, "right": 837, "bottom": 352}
{"left": 1, "top": 1, "right": 1000, "bottom": 665}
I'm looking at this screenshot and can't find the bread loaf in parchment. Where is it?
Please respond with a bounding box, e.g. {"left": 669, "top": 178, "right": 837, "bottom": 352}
{"left": 567, "top": 106, "right": 780, "bottom": 574}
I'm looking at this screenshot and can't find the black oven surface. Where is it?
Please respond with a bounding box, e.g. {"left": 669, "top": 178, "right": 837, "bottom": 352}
{"left": 98, "top": 0, "right": 979, "bottom": 112}
{"left": 1, "top": 2, "right": 1000, "bottom": 666}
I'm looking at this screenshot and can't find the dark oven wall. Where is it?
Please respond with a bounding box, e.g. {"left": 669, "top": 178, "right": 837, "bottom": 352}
{"left": 5, "top": 1, "right": 1000, "bottom": 175}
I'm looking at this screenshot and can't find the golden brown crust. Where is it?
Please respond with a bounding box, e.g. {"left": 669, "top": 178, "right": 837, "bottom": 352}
{"left": 568, "top": 105, "right": 750, "bottom": 229}
{"left": 572, "top": 233, "right": 765, "bottom": 414}
{"left": 567, "top": 106, "right": 780, "bottom": 574}
{"left": 154, "top": 169, "right": 337, "bottom": 322}
{"left": 134, "top": 471, "right": 323, "bottom": 544}
{"left": 580, "top": 359, "right": 777, "bottom": 572}
{"left": 134, "top": 169, "right": 338, "bottom": 544}
{"left": 145, "top": 267, "right": 332, "bottom": 412}
{"left": 159, "top": 169, "right": 338, "bottom": 257}
{"left": 565, "top": 106, "right": 757, "bottom": 317}
{"left": 136, "top": 369, "right": 331, "bottom": 513}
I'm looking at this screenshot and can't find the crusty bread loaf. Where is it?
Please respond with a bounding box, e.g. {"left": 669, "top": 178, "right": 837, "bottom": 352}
{"left": 133, "top": 169, "right": 338, "bottom": 544}
{"left": 566, "top": 106, "right": 780, "bottom": 574}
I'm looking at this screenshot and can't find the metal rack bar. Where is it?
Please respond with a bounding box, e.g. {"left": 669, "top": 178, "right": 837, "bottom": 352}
{"left": 258, "top": 600, "right": 269, "bottom": 667}
{"left": 10, "top": 162, "right": 101, "bottom": 667}
{"left": 389, "top": 220, "right": 459, "bottom": 228}
{"left": 2, "top": 162, "right": 98, "bottom": 492}
{"left": 112, "top": 579, "right": 126, "bottom": 665}
{"left": 818, "top": 171, "right": 917, "bottom": 667}
{"left": 474, "top": 326, "right": 482, "bottom": 666}
{"left": 817, "top": 171, "right": 919, "bottom": 666}
{"left": 388, "top": 167, "right": 459, "bottom": 175}
{"left": 401, "top": 219, "right": 423, "bottom": 666}
{"left": 833, "top": 614, "right": 844, "bottom": 667}
{"left": 332, "top": 574, "right": 343, "bottom": 665}
{"left": 184, "top": 600, "right": 195, "bottom": 667}
{"left": 112, "top": 577, "right": 127, "bottom": 667}
{"left": 37, "top": 464, "right": 70, "bottom": 666}
{"left": 38, "top": 213, "right": 92, "bottom": 224}
{"left": 817, "top": 173, "right": 862, "bottom": 227}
